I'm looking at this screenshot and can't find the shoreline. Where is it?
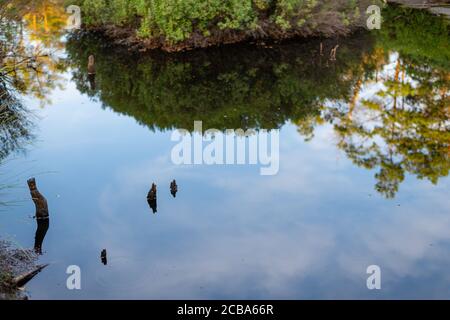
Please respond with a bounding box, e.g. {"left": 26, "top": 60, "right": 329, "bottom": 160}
{"left": 0, "top": 240, "right": 36, "bottom": 300}
{"left": 72, "top": 1, "right": 449, "bottom": 53}
{"left": 73, "top": 0, "right": 376, "bottom": 53}
{"left": 78, "top": 23, "right": 357, "bottom": 53}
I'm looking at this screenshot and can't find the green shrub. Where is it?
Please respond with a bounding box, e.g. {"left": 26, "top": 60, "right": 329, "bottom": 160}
{"left": 74, "top": 0, "right": 361, "bottom": 44}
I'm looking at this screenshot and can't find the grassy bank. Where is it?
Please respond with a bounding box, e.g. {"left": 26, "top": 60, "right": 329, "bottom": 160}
{"left": 73, "top": 0, "right": 377, "bottom": 51}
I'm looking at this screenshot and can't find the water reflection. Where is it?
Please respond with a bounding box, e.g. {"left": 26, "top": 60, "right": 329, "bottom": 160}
{"left": 313, "top": 5, "right": 450, "bottom": 198}
{"left": 34, "top": 218, "right": 49, "bottom": 255}
{"left": 66, "top": 31, "right": 373, "bottom": 131}
{"left": 0, "top": 1, "right": 449, "bottom": 299}
{"left": 0, "top": 85, "right": 33, "bottom": 162}
{"left": 27, "top": 178, "right": 50, "bottom": 254}
{"left": 8, "top": 0, "right": 68, "bottom": 50}
{"left": 1, "top": 2, "right": 66, "bottom": 160}
{"left": 87, "top": 55, "right": 96, "bottom": 90}
{"left": 0, "top": 0, "right": 68, "bottom": 106}
{"left": 65, "top": 5, "right": 449, "bottom": 198}
{"left": 101, "top": 249, "right": 107, "bottom": 266}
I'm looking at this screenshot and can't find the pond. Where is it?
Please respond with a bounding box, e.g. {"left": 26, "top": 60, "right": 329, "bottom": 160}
{"left": 0, "top": 3, "right": 449, "bottom": 299}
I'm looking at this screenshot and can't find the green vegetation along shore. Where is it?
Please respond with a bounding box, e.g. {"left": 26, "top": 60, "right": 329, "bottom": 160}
{"left": 73, "top": 0, "right": 381, "bottom": 51}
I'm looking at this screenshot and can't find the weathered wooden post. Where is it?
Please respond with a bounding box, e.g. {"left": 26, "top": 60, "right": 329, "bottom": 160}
{"left": 101, "top": 249, "right": 107, "bottom": 265}
{"left": 170, "top": 180, "right": 178, "bottom": 198}
{"left": 88, "top": 55, "right": 96, "bottom": 90}
{"left": 147, "top": 183, "right": 157, "bottom": 214}
{"left": 27, "top": 178, "right": 49, "bottom": 219}
{"left": 88, "top": 55, "right": 96, "bottom": 75}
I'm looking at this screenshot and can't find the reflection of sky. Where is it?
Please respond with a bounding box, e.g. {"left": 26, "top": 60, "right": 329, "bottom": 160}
{"left": 1, "top": 74, "right": 449, "bottom": 300}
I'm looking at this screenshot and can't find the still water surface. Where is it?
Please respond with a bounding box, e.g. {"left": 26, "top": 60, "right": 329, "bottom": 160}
{"left": 1, "top": 5, "right": 449, "bottom": 299}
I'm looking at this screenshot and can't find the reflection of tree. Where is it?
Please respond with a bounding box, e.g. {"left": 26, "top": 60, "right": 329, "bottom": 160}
{"left": 0, "top": 0, "right": 69, "bottom": 161}
{"left": 66, "top": 32, "right": 374, "bottom": 131}
{"left": 0, "top": 0, "right": 67, "bottom": 106}
{"left": 378, "top": 4, "right": 450, "bottom": 71}
{"left": 318, "top": 6, "right": 450, "bottom": 198}
{"left": 17, "top": 2, "right": 447, "bottom": 199}
{"left": 21, "top": 0, "right": 68, "bottom": 50}
{"left": 332, "top": 63, "right": 449, "bottom": 198}
{"left": 0, "top": 84, "right": 33, "bottom": 162}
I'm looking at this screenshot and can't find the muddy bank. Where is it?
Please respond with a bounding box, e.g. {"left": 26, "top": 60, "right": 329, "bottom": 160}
{"left": 0, "top": 240, "right": 37, "bottom": 300}
{"left": 81, "top": 19, "right": 357, "bottom": 53}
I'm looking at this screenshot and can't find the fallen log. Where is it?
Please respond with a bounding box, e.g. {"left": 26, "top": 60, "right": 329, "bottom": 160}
{"left": 12, "top": 264, "right": 49, "bottom": 288}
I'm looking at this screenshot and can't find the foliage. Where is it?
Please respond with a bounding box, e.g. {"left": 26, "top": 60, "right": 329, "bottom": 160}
{"left": 74, "top": 0, "right": 362, "bottom": 44}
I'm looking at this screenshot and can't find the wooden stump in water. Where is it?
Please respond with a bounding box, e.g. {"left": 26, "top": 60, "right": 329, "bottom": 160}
{"left": 27, "top": 178, "right": 49, "bottom": 219}
{"left": 170, "top": 180, "right": 178, "bottom": 198}
{"left": 88, "top": 55, "right": 96, "bottom": 90}
{"left": 101, "top": 249, "right": 107, "bottom": 265}
{"left": 330, "top": 45, "right": 339, "bottom": 61}
{"left": 88, "top": 55, "right": 96, "bottom": 75}
{"left": 147, "top": 183, "right": 157, "bottom": 213}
